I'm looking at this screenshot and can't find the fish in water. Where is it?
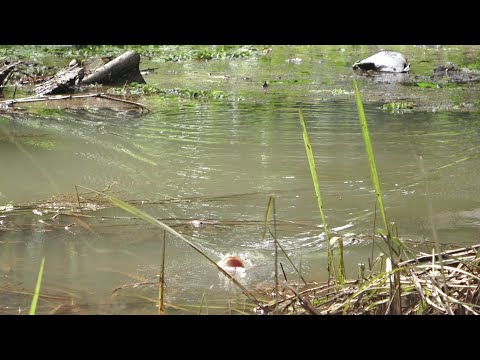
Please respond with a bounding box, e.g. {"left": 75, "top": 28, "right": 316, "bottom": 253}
{"left": 352, "top": 51, "right": 410, "bottom": 73}
{"left": 219, "top": 255, "right": 245, "bottom": 268}
{"left": 217, "top": 254, "right": 250, "bottom": 282}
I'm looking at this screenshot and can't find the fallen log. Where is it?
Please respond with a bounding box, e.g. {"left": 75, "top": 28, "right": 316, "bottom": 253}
{"left": 81, "top": 50, "right": 146, "bottom": 86}
{"left": 83, "top": 56, "right": 112, "bottom": 75}
{"left": 34, "top": 60, "right": 84, "bottom": 96}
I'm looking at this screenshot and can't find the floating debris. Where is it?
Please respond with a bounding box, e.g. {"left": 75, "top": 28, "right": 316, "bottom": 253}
{"left": 286, "top": 58, "right": 303, "bottom": 64}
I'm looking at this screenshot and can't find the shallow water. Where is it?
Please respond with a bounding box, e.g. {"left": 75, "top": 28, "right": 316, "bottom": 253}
{"left": 1, "top": 45, "right": 480, "bottom": 314}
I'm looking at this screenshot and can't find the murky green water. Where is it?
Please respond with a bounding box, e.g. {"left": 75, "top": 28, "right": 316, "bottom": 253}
{"left": 1, "top": 45, "right": 480, "bottom": 314}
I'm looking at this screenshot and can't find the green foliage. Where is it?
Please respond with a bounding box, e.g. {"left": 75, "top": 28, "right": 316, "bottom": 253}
{"left": 0, "top": 45, "right": 257, "bottom": 66}
{"left": 465, "top": 61, "right": 480, "bottom": 70}
{"left": 415, "top": 82, "right": 438, "bottom": 89}
{"left": 162, "top": 46, "right": 255, "bottom": 62}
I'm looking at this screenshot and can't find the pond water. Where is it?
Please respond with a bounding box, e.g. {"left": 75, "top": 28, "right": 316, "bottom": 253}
{"left": 1, "top": 45, "right": 480, "bottom": 314}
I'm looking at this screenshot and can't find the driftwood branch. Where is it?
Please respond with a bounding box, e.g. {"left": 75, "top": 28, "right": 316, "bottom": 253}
{"left": 0, "top": 93, "right": 150, "bottom": 113}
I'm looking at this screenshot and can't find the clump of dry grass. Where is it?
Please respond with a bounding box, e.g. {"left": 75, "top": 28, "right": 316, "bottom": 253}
{"left": 256, "top": 244, "right": 480, "bottom": 315}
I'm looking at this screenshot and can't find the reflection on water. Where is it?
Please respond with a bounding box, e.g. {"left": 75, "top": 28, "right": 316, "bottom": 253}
{"left": 1, "top": 50, "right": 480, "bottom": 314}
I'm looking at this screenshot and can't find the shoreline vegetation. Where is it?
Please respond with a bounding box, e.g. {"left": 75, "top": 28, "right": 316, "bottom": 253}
{"left": 2, "top": 45, "right": 480, "bottom": 113}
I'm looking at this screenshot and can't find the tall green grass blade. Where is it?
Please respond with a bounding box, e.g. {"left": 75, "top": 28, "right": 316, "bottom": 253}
{"left": 76, "top": 185, "right": 264, "bottom": 311}
{"left": 263, "top": 196, "right": 279, "bottom": 308}
{"left": 353, "top": 80, "right": 407, "bottom": 258}
{"left": 198, "top": 292, "right": 206, "bottom": 315}
{"left": 353, "top": 80, "right": 388, "bottom": 233}
{"left": 298, "top": 109, "right": 335, "bottom": 283}
{"left": 274, "top": 236, "right": 279, "bottom": 311}
{"left": 337, "top": 238, "right": 345, "bottom": 284}
{"left": 262, "top": 196, "right": 274, "bottom": 241}
{"left": 29, "top": 256, "right": 46, "bottom": 315}
{"left": 353, "top": 79, "right": 403, "bottom": 314}
{"left": 158, "top": 231, "right": 166, "bottom": 315}
{"left": 273, "top": 200, "right": 279, "bottom": 311}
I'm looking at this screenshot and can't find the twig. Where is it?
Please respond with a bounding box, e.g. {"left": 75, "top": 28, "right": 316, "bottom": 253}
{"left": 4, "top": 71, "right": 15, "bottom": 86}
{"left": 140, "top": 67, "right": 159, "bottom": 72}
{"left": 282, "top": 282, "right": 320, "bottom": 315}
{"left": 269, "top": 229, "right": 308, "bottom": 285}
{"left": 96, "top": 94, "right": 150, "bottom": 113}
{"left": 159, "top": 231, "right": 166, "bottom": 315}
{"left": 0, "top": 93, "right": 150, "bottom": 113}
{"left": 280, "top": 263, "right": 288, "bottom": 282}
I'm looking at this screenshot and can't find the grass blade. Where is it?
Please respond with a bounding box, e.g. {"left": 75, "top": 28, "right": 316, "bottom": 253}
{"left": 263, "top": 196, "right": 279, "bottom": 308}
{"left": 353, "top": 79, "right": 403, "bottom": 313}
{"left": 29, "top": 256, "right": 46, "bottom": 315}
{"left": 353, "top": 79, "right": 388, "bottom": 232}
{"left": 76, "top": 185, "right": 265, "bottom": 311}
{"left": 262, "top": 196, "right": 274, "bottom": 241}
{"left": 298, "top": 109, "right": 335, "bottom": 283}
{"left": 337, "top": 238, "right": 345, "bottom": 284}
{"left": 158, "top": 231, "right": 166, "bottom": 315}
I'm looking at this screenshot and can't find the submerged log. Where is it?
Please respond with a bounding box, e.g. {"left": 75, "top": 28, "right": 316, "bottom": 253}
{"left": 34, "top": 60, "right": 84, "bottom": 96}
{"left": 81, "top": 50, "right": 146, "bottom": 86}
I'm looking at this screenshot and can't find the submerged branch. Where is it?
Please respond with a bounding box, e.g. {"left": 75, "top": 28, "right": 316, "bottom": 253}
{"left": 0, "top": 93, "right": 150, "bottom": 113}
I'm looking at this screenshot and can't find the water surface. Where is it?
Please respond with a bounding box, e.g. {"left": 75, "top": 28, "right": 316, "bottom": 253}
{"left": 1, "top": 45, "right": 479, "bottom": 314}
